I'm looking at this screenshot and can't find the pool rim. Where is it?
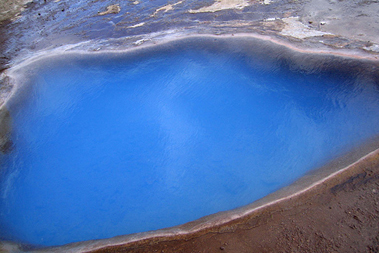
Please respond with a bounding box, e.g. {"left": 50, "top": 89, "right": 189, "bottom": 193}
{"left": 1, "top": 33, "right": 379, "bottom": 252}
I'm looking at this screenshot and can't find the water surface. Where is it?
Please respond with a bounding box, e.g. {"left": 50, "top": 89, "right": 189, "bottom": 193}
{"left": 1, "top": 45, "right": 379, "bottom": 246}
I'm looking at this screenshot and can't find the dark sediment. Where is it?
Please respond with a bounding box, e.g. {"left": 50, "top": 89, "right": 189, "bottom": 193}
{"left": 0, "top": 107, "right": 12, "bottom": 154}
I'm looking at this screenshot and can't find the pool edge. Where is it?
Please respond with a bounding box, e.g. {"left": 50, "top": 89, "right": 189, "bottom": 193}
{"left": 1, "top": 33, "right": 379, "bottom": 252}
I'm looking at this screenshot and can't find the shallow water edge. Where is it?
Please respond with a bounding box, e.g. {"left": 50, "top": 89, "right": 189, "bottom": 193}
{"left": 1, "top": 34, "right": 379, "bottom": 252}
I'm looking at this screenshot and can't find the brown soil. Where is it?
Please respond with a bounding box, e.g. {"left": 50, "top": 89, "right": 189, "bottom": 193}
{"left": 90, "top": 153, "right": 379, "bottom": 253}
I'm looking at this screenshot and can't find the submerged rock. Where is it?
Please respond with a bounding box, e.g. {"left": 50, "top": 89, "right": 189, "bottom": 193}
{"left": 98, "top": 4, "right": 121, "bottom": 16}
{"left": 0, "top": 106, "right": 12, "bottom": 153}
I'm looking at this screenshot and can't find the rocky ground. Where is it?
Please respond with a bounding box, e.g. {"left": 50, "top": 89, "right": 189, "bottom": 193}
{"left": 1, "top": 0, "right": 378, "bottom": 74}
{"left": 1, "top": 0, "right": 379, "bottom": 252}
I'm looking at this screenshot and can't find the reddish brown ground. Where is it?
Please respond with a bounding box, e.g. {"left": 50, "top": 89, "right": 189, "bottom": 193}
{"left": 90, "top": 153, "right": 379, "bottom": 253}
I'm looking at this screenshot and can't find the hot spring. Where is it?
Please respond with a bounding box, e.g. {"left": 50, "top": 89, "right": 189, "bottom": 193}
{"left": 1, "top": 38, "right": 379, "bottom": 247}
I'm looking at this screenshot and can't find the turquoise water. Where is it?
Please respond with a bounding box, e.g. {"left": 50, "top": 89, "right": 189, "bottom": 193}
{"left": 1, "top": 47, "right": 379, "bottom": 246}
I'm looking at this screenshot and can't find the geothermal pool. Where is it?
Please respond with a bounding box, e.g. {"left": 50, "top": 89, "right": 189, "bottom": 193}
{"left": 1, "top": 42, "right": 379, "bottom": 246}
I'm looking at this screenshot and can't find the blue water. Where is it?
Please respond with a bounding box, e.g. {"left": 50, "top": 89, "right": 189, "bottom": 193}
{"left": 1, "top": 48, "right": 379, "bottom": 246}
